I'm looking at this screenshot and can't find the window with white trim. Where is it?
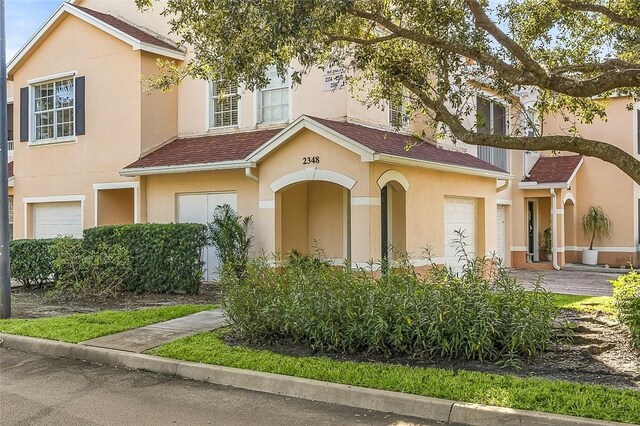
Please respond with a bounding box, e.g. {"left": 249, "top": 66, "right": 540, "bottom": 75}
{"left": 258, "top": 66, "right": 289, "bottom": 124}
{"left": 388, "top": 97, "right": 409, "bottom": 129}
{"left": 476, "top": 97, "right": 509, "bottom": 171}
{"left": 33, "top": 78, "right": 74, "bottom": 142}
{"left": 7, "top": 103, "right": 13, "bottom": 151}
{"left": 526, "top": 108, "right": 538, "bottom": 137}
{"left": 210, "top": 80, "right": 239, "bottom": 128}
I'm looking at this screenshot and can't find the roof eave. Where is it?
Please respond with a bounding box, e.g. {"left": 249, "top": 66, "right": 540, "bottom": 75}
{"left": 375, "top": 154, "right": 513, "bottom": 180}
{"left": 517, "top": 181, "right": 569, "bottom": 190}
{"left": 120, "top": 161, "right": 255, "bottom": 177}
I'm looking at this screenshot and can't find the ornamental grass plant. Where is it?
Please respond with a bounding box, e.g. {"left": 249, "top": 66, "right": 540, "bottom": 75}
{"left": 222, "top": 237, "right": 556, "bottom": 364}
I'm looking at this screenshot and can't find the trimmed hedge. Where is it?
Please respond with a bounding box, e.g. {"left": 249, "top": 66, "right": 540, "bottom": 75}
{"left": 83, "top": 223, "right": 207, "bottom": 294}
{"left": 611, "top": 271, "right": 640, "bottom": 347}
{"left": 9, "top": 239, "right": 56, "bottom": 288}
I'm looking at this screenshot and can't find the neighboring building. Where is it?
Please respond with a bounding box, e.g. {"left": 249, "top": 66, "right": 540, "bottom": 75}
{"left": 6, "top": 0, "right": 638, "bottom": 279}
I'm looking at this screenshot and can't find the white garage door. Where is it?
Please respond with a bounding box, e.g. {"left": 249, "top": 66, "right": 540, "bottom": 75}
{"left": 444, "top": 198, "right": 477, "bottom": 273}
{"left": 496, "top": 205, "right": 507, "bottom": 266}
{"left": 177, "top": 192, "right": 237, "bottom": 282}
{"left": 33, "top": 202, "right": 83, "bottom": 239}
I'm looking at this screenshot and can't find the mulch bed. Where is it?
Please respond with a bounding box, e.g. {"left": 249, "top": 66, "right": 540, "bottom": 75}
{"left": 8, "top": 283, "right": 222, "bottom": 319}
{"left": 223, "top": 310, "right": 640, "bottom": 391}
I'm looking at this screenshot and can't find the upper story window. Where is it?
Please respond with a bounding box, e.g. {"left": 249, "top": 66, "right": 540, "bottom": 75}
{"left": 8, "top": 196, "right": 13, "bottom": 240}
{"left": 389, "top": 98, "right": 409, "bottom": 129}
{"left": 258, "top": 66, "right": 290, "bottom": 124}
{"left": 476, "top": 96, "right": 509, "bottom": 171}
{"left": 210, "top": 80, "right": 239, "bottom": 128}
{"left": 7, "top": 103, "right": 13, "bottom": 151}
{"left": 526, "top": 108, "right": 538, "bottom": 137}
{"left": 33, "top": 78, "right": 75, "bottom": 142}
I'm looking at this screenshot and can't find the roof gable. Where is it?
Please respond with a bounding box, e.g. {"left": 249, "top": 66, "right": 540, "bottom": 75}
{"left": 8, "top": 3, "right": 184, "bottom": 77}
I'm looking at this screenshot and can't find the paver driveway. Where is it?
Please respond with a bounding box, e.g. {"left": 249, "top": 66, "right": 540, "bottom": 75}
{"left": 511, "top": 269, "right": 622, "bottom": 296}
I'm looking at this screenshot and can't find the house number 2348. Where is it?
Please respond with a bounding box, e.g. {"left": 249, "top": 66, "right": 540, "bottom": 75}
{"left": 302, "top": 156, "right": 320, "bottom": 165}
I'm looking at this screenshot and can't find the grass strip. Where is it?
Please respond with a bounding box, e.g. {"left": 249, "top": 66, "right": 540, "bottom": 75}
{"left": 0, "top": 304, "right": 216, "bottom": 343}
{"left": 550, "top": 293, "right": 615, "bottom": 315}
{"left": 148, "top": 331, "right": 640, "bottom": 424}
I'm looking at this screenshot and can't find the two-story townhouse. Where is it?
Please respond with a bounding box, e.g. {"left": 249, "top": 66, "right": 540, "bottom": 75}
{"left": 9, "top": 0, "right": 515, "bottom": 280}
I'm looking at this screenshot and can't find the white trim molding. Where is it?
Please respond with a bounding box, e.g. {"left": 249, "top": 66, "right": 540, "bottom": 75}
{"left": 377, "top": 170, "right": 410, "bottom": 191}
{"left": 259, "top": 200, "right": 275, "bottom": 209}
{"left": 27, "top": 70, "right": 77, "bottom": 85}
{"left": 120, "top": 161, "right": 254, "bottom": 177}
{"left": 510, "top": 246, "right": 528, "bottom": 251}
{"left": 497, "top": 198, "right": 512, "bottom": 205}
{"left": 247, "top": 115, "right": 376, "bottom": 163}
{"left": 270, "top": 168, "right": 357, "bottom": 192}
{"left": 565, "top": 246, "right": 638, "bottom": 253}
{"left": 22, "top": 194, "right": 86, "bottom": 238}
{"left": 351, "top": 197, "right": 381, "bottom": 206}
{"left": 375, "top": 153, "right": 513, "bottom": 180}
{"left": 93, "top": 182, "right": 140, "bottom": 226}
{"left": 562, "top": 192, "right": 576, "bottom": 205}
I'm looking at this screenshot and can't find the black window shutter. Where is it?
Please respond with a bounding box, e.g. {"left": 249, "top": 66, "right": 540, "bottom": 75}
{"left": 19, "top": 87, "right": 29, "bottom": 142}
{"left": 75, "top": 76, "right": 85, "bottom": 136}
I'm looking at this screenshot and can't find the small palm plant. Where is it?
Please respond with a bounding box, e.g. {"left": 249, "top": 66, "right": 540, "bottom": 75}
{"left": 582, "top": 206, "right": 613, "bottom": 250}
{"left": 208, "top": 204, "right": 254, "bottom": 279}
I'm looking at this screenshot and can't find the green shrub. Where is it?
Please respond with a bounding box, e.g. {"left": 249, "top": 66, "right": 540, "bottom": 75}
{"left": 611, "top": 271, "right": 640, "bottom": 347}
{"left": 83, "top": 223, "right": 207, "bottom": 294}
{"left": 222, "top": 250, "right": 556, "bottom": 364}
{"left": 50, "top": 237, "right": 131, "bottom": 297}
{"left": 208, "top": 204, "right": 254, "bottom": 279}
{"left": 9, "top": 239, "right": 56, "bottom": 288}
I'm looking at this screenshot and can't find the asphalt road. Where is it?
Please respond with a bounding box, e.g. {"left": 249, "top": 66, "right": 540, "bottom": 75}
{"left": 0, "top": 348, "right": 442, "bottom": 426}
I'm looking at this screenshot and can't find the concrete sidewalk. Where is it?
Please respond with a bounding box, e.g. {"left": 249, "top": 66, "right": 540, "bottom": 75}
{"left": 81, "top": 308, "right": 227, "bottom": 353}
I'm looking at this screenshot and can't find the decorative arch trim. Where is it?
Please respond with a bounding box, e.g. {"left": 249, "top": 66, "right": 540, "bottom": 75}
{"left": 377, "top": 170, "right": 410, "bottom": 191}
{"left": 270, "top": 168, "right": 357, "bottom": 192}
{"left": 562, "top": 192, "right": 576, "bottom": 205}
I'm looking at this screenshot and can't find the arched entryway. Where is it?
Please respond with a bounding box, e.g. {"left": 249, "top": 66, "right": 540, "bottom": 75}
{"left": 564, "top": 194, "right": 577, "bottom": 264}
{"left": 377, "top": 171, "right": 408, "bottom": 261}
{"left": 272, "top": 169, "right": 354, "bottom": 263}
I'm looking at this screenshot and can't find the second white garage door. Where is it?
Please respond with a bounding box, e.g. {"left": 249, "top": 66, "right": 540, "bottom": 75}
{"left": 177, "top": 192, "right": 238, "bottom": 282}
{"left": 444, "top": 198, "right": 477, "bottom": 273}
{"left": 33, "top": 202, "right": 83, "bottom": 239}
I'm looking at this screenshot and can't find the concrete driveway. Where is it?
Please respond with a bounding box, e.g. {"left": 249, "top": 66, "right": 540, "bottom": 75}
{"left": 511, "top": 269, "right": 622, "bottom": 296}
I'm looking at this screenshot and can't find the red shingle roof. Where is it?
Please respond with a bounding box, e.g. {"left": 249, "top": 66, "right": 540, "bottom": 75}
{"left": 71, "top": 5, "right": 181, "bottom": 52}
{"left": 310, "top": 117, "right": 507, "bottom": 173}
{"left": 8, "top": 161, "right": 13, "bottom": 179}
{"left": 125, "top": 129, "right": 281, "bottom": 169}
{"left": 124, "top": 117, "right": 508, "bottom": 174}
{"left": 524, "top": 155, "right": 583, "bottom": 184}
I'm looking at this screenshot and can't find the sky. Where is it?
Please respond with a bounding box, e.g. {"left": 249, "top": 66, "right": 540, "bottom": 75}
{"left": 7, "top": 0, "right": 64, "bottom": 60}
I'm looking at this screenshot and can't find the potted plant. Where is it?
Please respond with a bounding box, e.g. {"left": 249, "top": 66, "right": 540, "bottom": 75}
{"left": 539, "top": 227, "right": 552, "bottom": 261}
{"left": 581, "top": 206, "right": 613, "bottom": 266}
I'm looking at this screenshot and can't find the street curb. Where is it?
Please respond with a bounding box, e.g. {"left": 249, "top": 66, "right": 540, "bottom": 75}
{"left": 0, "top": 333, "right": 631, "bottom": 426}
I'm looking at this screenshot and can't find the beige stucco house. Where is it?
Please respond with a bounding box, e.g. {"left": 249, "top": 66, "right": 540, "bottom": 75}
{"left": 5, "top": 0, "right": 639, "bottom": 279}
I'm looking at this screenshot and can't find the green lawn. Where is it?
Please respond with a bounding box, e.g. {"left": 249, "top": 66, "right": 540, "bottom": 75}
{"left": 148, "top": 331, "right": 639, "bottom": 424}
{"left": 0, "top": 304, "right": 216, "bottom": 343}
{"left": 550, "top": 293, "right": 615, "bottom": 315}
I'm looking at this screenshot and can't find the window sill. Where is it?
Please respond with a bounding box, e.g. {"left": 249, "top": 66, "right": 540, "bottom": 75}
{"left": 28, "top": 137, "right": 77, "bottom": 147}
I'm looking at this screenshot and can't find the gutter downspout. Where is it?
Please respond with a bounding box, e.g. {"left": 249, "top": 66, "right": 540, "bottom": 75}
{"left": 550, "top": 188, "right": 560, "bottom": 270}
{"left": 245, "top": 167, "right": 259, "bottom": 183}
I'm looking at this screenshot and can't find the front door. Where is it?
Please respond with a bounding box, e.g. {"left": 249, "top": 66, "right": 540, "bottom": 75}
{"left": 177, "top": 192, "right": 237, "bottom": 281}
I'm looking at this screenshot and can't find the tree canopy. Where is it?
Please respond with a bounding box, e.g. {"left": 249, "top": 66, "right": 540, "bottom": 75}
{"left": 136, "top": 0, "right": 640, "bottom": 183}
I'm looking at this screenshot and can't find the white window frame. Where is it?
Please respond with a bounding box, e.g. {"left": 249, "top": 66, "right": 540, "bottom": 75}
{"left": 256, "top": 66, "right": 292, "bottom": 125}
{"left": 93, "top": 182, "right": 140, "bottom": 227}
{"left": 7, "top": 100, "right": 13, "bottom": 152}
{"left": 29, "top": 71, "right": 77, "bottom": 146}
{"left": 476, "top": 96, "right": 510, "bottom": 171}
{"left": 209, "top": 80, "right": 240, "bottom": 129}
{"left": 388, "top": 96, "right": 409, "bottom": 130}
